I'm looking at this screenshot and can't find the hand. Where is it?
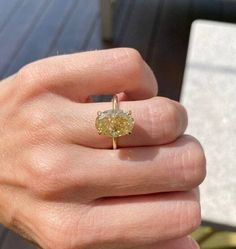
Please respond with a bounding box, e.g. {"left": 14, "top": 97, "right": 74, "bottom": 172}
{"left": 0, "top": 48, "right": 206, "bottom": 249}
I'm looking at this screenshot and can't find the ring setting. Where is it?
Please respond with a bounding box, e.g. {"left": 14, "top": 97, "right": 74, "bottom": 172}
{"left": 95, "top": 94, "right": 134, "bottom": 149}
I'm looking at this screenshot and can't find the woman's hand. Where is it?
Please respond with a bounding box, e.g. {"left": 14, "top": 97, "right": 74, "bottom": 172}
{"left": 0, "top": 48, "right": 206, "bottom": 249}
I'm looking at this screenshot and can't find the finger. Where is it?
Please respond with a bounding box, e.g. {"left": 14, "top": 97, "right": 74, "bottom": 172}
{"left": 19, "top": 190, "right": 200, "bottom": 249}
{"left": 77, "top": 136, "right": 206, "bottom": 197}
{"left": 15, "top": 48, "right": 158, "bottom": 102}
{"left": 18, "top": 95, "right": 187, "bottom": 148}
{"left": 135, "top": 237, "right": 200, "bottom": 249}
{"left": 66, "top": 96, "right": 188, "bottom": 148}
{"left": 72, "top": 136, "right": 205, "bottom": 198}
{"left": 76, "top": 190, "right": 201, "bottom": 248}
{"left": 25, "top": 136, "right": 205, "bottom": 201}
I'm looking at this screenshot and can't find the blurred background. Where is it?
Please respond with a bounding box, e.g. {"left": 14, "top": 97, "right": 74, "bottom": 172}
{"left": 0, "top": 0, "right": 235, "bottom": 248}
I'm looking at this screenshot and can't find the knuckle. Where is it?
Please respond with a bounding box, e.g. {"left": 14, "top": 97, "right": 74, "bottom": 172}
{"left": 17, "top": 62, "right": 42, "bottom": 88}
{"left": 26, "top": 148, "right": 88, "bottom": 200}
{"left": 147, "top": 97, "right": 182, "bottom": 142}
{"left": 175, "top": 194, "right": 201, "bottom": 237}
{"left": 27, "top": 149, "right": 67, "bottom": 197}
{"left": 16, "top": 61, "right": 48, "bottom": 99}
{"left": 167, "top": 100, "right": 179, "bottom": 120}
{"left": 24, "top": 106, "right": 62, "bottom": 142}
{"left": 117, "top": 48, "right": 145, "bottom": 82}
{"left": 153, "top": 98, "right": 181, "bottom": 141}
{"left": 124, "top": 48, "right": 143, "bottom": 65}
{"left": 164, "top": 100, "right": 181, "bottom": 137}
{"left": 17, "top": 63, "right": 37, "bottom": 82}
{"left": 183, "top": 136, "right": 207, "bottom": 187}
{"left": 29, "top": 107, "right": 51, "bottom": 130}
{"left": 182, "top": 201, "right": 201, "bottom": 235}
{"left": 145, "top": 99, "right": 162, "bottom": 138}
{"left": 177, "top": 103, "right": 188, "bottom": 131}
{"left": 127, "top": 49, "right": 145, "bottom": 80}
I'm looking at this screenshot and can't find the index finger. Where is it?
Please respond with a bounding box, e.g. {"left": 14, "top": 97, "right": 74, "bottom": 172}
{"left": 16, "top": 48, "right": 158, "bottom": 102}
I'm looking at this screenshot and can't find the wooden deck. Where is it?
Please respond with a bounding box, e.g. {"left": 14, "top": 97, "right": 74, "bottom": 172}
{"left": 0, "top": 0, "right": 236, "bottom": 248}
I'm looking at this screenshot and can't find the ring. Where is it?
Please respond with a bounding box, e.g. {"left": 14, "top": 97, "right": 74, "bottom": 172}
{"left": 95, "top": 94, "right": 134, "bottom": 149}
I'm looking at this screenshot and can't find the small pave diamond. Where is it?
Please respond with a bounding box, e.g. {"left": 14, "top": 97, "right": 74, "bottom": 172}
{"left": 95, "top": 109, "right": 134, "bottom": 137}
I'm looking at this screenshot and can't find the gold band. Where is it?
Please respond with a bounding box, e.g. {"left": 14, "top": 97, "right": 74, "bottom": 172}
{"left": 112, "top": 95, "right": 118, "bottom": 150}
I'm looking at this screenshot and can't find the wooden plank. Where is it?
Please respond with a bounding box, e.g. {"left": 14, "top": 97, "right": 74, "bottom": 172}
{"left": 100, "top": 0, "right": 114, "bottom": 41}
{"left": 149, "top": 0, "right": 192, "bottom": 100}
{"left": 86, "top": 0, "right": 133, "bottom": 51}
{"left": 85, "top": 16, "right": 104, "bottom": 51}
{"left": 113, "top": 0, "right": 135, "bottom": 43}
{"left": 1, "top": 230, "right": 35, "bottom": 249}
{"left": 0, "top": 0, "right": 22, "bottom": 32}
{"left": 3, "top": 0, "right": 78, "bottom": 78}
{"left": 0, "top": 0, "right": 48, "bottom": 79}
{"left": 50, "top": 0, "right": 99, "bottom": 55}
{"left": 119, "top": 0, "right": 161, "bottom": 59}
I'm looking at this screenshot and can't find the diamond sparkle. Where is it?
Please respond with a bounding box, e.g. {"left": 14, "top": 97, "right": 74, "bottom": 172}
{"left": 95, "top": 109, "right": 134, "bottom": 138}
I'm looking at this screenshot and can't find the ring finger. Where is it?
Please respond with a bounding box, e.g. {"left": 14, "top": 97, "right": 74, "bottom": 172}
{"left": 72, "top": 96, "right": 188, "bottom": 148}
{"left": 26, "top": 95, "right": 187, "bottom": 148}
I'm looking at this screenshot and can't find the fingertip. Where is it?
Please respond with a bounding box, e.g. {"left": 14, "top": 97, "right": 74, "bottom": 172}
{"left": 143, "top": 60, "right": 158, "bottom": 97}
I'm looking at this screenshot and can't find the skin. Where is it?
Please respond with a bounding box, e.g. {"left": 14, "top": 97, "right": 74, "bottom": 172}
{"left": 0, "top": 48, "right": 206, "bottom": 249}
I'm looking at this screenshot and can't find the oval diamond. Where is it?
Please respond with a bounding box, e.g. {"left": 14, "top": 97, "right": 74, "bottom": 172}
{"left": 95, "top": 109, "right": 134, "bottom": 137}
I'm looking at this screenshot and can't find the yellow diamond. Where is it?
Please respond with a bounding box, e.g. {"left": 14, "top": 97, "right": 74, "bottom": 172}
{"left": 95, "top": 109, "right": 134, "bottom": 137}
